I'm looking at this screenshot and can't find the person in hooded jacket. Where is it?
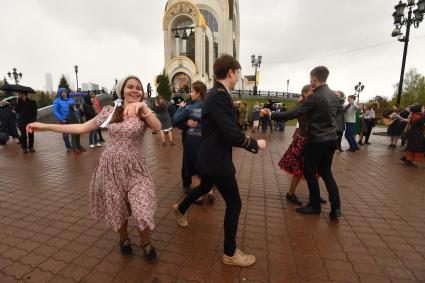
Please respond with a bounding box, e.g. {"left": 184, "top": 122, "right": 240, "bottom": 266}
{"left": 66, "top": 97, "right": 86, "bottom": 153}
{"left": 83, "top": 95, "right": 102, "bottom": 148}
{"left": 53, "top": 88, "right": 76, "bottom": 151}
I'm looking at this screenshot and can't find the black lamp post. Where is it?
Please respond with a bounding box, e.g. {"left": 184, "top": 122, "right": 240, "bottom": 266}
{"left": 251, "top": 54, "right": 262, "bottom": 96}
{"left": 354, "top": 82, "right": 365, "bottom": 102}
{"left": 74, "top": 65, "right": 79, "bottom": 92}
{"left": 391, "top": 0, "right": 425, "bottom": 105}
{"left": 7, "top": 68, "right": 23, "bottom": 84}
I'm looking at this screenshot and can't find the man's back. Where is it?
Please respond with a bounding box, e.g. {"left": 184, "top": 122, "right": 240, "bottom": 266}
{"left": 307, "top": 84, "right": 338, "bottom": 142}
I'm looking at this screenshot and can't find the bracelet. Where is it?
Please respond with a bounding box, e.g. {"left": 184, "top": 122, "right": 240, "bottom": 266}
{"left": 142, "top": 111, "right": 154, "bottom": 118}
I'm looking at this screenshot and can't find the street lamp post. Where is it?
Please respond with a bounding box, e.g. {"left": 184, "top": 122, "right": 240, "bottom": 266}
{"left": 74, "top": 65, "right": 79, "bottom": 92}
{"left": 251, "top": 54, "right": 262, "bottom": 96}
{"left": 391, "top": 0, "right": 425, "bottom": 105}
{"left": 354, "top": 82, "right": 365, "bottom": 102}
{"left": 7, "top": 68, "right": 23, "bottom": 84}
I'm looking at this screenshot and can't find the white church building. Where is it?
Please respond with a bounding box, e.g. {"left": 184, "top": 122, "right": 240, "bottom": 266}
{"left": 162, "top": 0, "right": 240, "bottom": 92}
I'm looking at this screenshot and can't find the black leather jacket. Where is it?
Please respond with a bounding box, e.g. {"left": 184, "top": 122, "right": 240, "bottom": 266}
{"left": 271, "top": 84, "right": 338, "bottom": 143}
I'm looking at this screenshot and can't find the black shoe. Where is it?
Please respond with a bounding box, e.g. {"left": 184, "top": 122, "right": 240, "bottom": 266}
{"left": 392, "top": 144, "right": 397, "bottom": 148}
{"left": 405, "top": 161, "right": 418, "bottom": 167}
{"left": 207, "top": 193, "right": 215, "bottom": 203}
{"left": 347, "top": 148, "right": 356, "bottom": 152}
{"left": 120, "top": 239, "right": 133, "bottom": 256}
{"left": 295, "top": 205, "right": 321, "bottom": 214}
{"left": 329, "top": 208, "right": 342, "bottom": 219}
{"left": 286, "top": 193, "right": 302, "bottom": 205}
{"left": 358, "top": 141, "right": 364, "bottom": 146}
{"left": 23, "top": 149, "right": 29, "bottom": 154}
{"left": 29, "top": 148, "right": 35, "bottom": 153}
{"left": 194, "top": 197, "right": 203, "bottom": 206}
{"left": 388, "top": 144, "right": 394, "bottom": 148}
{"left": 365, "top": 142, "right": 371, "bottom": 145}
{"left": 183, "top": 186, "right": 190, "bottom": 193}
{"left": 320, "top": 197, "right": 327, "bottom": 204}
{"left": 400, "top": 156, "right": 407, "bottom": 162}
{"left": 142, "top": 242, "right": 157, "bottom": 262}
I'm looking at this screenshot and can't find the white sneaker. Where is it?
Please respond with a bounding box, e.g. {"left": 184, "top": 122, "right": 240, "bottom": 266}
{"left": 95, "top": 143, "right": 102, "bottom": 147}
{"left": 222, "top": 249, "right": 256, "bottom": 267}
{"left": 89, "top": 144, "right": 96, "bottom": 148}
{"left": 172, "top": 204, "right": 188, "bottom": 227}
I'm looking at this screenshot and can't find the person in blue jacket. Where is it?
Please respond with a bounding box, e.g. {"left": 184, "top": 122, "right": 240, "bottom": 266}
{"left": 52, "top": 88, "right": 75, "bottom": 151}
{"left": 173, "top": 81, "right": 214, "bottom": 203}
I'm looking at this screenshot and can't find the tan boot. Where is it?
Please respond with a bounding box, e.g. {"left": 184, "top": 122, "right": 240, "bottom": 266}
{"left": 222, "top": 249, "right": 256, "bottom": 267}
{"left": 172, "top": 204, "right": 188, "bottom": 227}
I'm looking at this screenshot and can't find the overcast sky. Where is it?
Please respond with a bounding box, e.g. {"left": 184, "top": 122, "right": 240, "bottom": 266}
{"left": 1, "top": 0, "right": 425, "bottom": 101}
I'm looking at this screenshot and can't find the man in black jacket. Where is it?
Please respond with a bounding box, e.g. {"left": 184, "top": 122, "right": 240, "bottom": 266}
{"left": 173, "top": 55, "right": 267, "bottom": 267}
{"left": 16, "top": 93, "right": 37, "bottom": 153}
{"left": 263, "top": 66, "right": 341, "bottom": 218}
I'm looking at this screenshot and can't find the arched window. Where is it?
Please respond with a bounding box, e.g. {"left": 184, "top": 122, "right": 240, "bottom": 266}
{"left": 199, "top": 9, "right": 219, "bottom": 60}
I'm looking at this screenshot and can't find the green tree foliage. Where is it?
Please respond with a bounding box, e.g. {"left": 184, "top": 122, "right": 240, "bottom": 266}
{"left": 156, "top": 70, "right": 172, "bottom": 101}
{"left": 393, "top": 68, "right": 425, "bottom": 107}
{"left": 58, "top": 75, "right": 70, "bottom": 91}
{"left": 29, "top": 91, "right": 55, "bottom": 109}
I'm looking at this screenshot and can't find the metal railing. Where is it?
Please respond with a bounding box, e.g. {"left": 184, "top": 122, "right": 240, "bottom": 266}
{"left": 231, "top": 90, "right": 301, "bottom": 99}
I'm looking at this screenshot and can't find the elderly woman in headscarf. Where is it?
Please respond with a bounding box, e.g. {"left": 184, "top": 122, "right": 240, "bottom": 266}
{"left": 27, "top": 75, "right": 162, "bottom": 262}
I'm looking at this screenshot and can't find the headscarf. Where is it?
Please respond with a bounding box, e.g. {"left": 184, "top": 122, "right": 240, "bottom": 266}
{"left": 100, "top": 75, "right": 141, "bottom": 128}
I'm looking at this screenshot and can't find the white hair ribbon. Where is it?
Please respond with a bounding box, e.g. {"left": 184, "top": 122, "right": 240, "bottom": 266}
{"left": 100, "top": 99, "right": 123, "bottom": 128}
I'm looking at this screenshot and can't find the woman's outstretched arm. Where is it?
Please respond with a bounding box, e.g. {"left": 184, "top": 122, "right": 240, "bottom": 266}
{"left": 27, "top": 119, "right": 98, "bottom": 135}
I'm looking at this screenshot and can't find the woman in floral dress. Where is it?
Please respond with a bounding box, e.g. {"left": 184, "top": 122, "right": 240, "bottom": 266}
{"left": 278, "top": 85, "right": 326, "bottom": 206}
{"left": 27, "top": 75, "right": 161, "bottom": 261}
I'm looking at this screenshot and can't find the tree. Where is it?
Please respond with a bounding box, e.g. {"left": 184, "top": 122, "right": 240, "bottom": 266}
{"left": 156, "top": 70, "right": 172, "bottom": 101}
{"left": 58, "top": 75, "right": 70, "bottom": 91}
{"left": 30, "top": 91, "right": 54, "bottom": 109}
{"left": 393, "top": 68, "right": 425, "bottom": 107}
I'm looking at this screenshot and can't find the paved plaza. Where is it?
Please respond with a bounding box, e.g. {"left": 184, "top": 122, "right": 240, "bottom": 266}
{"left": 0, "top": 128, "right": 424, "bottom": 283}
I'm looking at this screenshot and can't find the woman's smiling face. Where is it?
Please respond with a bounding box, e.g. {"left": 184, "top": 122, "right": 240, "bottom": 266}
{"left": 123, "top": 78, "right": 143, "bottom": 104}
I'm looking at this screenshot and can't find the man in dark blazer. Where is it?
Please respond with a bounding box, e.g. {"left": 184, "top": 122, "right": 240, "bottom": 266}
{"left": 16, "top": 92, "right": 38, "bottom": 153}
{"left": 173, "top": 55, "right": 266, "bottom": 267}
{"left": 263, "top": 66, "right": 341, "bottom": 218}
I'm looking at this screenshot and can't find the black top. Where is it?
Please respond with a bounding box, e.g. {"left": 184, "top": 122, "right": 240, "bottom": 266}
{"left": 16, "top": 98, "right": 37, "bottom": 127}
{"left": 196, "top": 82, "right": 259, "bottom": 176}
{"left": 271, "top": 84, "right": 338, "bottom": 143}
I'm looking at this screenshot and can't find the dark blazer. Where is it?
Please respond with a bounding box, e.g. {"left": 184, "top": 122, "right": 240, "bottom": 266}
{"left": 16, "top": 98, "right": 37, "bottom": 128}
{"left": 197, "top": 81, "right": 259, "bottom": 176}
{"left": 271, "top": 84, "right": 338, "bottom": 143}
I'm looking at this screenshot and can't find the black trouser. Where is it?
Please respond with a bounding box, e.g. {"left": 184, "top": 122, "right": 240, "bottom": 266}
{"left": 303, "top": 140, "right": 341, "bottom": 210}
{"left": 97, "top": 128, "right": 104, "bottom": 141}
{"left": 178, "top": 174, "right": 241, "bottom": 256}
{"left": 336, "top": 131, "right": 344, "bottom": 150}
{"left": 181, "top": 131, "right": 191, "bottom": 189}
{"left": 260, "top": 117, "right": 273, "bottom": 131}
{"left": 364, "top": 120, "right": 373, "bottom": 143}
{"left": 19, "top": 125, "right": 34, "bottom": 150}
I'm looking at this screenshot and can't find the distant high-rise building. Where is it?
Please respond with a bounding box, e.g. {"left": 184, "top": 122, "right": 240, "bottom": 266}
{"left": 44, "top": 73, "right": 53, "bottom": 94}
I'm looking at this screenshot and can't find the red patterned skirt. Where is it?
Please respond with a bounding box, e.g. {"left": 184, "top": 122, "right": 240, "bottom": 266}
{"left": 278, "top": 135, "right": 306, "bottom": 177}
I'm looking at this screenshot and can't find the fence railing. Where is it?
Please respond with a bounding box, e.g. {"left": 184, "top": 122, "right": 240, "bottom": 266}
{"left": 170, "top": 90, "right": 301, "bottom": 100}
{"left": 230, "top": 90, "right": 301, "bottom": 99}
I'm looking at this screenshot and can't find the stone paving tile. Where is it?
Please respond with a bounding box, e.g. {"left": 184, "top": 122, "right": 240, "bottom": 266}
{"left": 1, "top": 128, "right": 424, "bottom": 282}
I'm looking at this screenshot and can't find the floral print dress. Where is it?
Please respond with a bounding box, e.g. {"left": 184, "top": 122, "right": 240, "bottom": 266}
{"left": 89, "top": 106, "right": 156, "bottom": 232}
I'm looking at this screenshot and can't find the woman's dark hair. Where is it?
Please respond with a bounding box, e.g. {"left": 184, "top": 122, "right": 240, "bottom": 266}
{"left": 111, "top": 76, "right": 144, "bottom": 124}
{"left": 192, "top": 81, "right": 207, "bottom": 98}
{"left": 155, "top": 95, "right": 166, "bottom": 108}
